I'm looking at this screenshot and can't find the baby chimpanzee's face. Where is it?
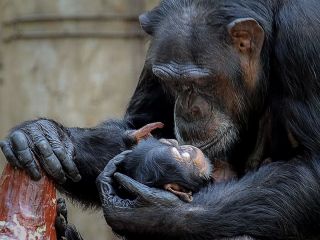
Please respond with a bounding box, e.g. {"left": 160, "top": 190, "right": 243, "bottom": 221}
{"left": 159, "top": 139, "right": 212, "bottom": 179}
{"left": 158, "top": 139, "right": 212, "bottom": 202}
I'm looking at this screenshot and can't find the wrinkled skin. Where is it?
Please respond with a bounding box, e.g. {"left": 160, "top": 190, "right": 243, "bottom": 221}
{"left": 95, "top": 152, "right": 200, "bottom": 236}
{"left": 0, "top": 119, "right": 80, "bottom": 183}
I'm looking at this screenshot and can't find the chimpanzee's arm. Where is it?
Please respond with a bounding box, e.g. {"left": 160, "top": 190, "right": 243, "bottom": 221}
{"left": 98, "top": 157, "right": 320, "bottom": 240}
{"left": 57, "top": 120, "right": 130, "bottom": 206}
{"left": 0, "top": 64, "right": 174, "bottom": 206}
{"left": 0, "top": 118, "right": 131, "bottom": 206}
{"left": 179, "top": 160, "right": 320, "bottom": 240}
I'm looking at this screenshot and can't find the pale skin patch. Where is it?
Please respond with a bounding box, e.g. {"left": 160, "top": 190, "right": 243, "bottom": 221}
{"left": 171, "top": 147, "right": 183, "bottom": 162}
{"left": 181, "top": 152, "right": 191, "bottom": 161}
{"left": 212, "top": 159, "right": 237, "bottom": 182}
{"left": 193, "top": 156, "right": 205, "bottom": 171}
{"left": 192, "top": 149, "right": 212, "bottom": 177}
{"left": 171, "top": 146, "right": 212, "bottom": 178}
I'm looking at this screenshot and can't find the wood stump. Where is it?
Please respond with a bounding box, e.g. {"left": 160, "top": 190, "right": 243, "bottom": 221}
{"left": 0, "top": 164, "right": 57, "bottom": 240}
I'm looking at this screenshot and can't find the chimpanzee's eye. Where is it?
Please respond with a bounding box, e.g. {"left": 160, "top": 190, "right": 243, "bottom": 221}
{"left": 162, "top": 80, "right": 183, "bottom": 94}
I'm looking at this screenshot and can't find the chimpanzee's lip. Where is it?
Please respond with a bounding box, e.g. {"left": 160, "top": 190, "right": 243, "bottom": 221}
{"left": 196, "top": 129, "right": 231, "bottom": 151}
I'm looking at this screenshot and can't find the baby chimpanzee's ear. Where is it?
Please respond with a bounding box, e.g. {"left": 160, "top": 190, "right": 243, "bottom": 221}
{"left": 164, "top": 183, "right": 193, "bottom": 203}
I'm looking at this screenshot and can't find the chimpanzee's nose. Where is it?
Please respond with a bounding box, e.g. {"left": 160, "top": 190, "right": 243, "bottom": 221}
{"left": 177, "top": 95, "right": 210, "bottom": 122}
{"left": 190, "top": 105, "right": 201, "bottom": 118}
{"left": 186, "top": 98, "right": 209, "bottom": 120}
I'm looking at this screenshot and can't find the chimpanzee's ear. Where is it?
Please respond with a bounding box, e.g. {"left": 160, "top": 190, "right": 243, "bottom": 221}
{"left": 227, "top": 18, "right": 265, "bottom": 57}
{"left": 139, "top": 12, "right": 154, "bottom": 35}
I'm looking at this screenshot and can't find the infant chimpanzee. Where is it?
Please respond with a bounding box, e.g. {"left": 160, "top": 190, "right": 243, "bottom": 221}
{"left": 120, "top": 137, "right": 212, "bottom": 202}
{"left": 120, "top": 122, "right": 213, "bottom": 202}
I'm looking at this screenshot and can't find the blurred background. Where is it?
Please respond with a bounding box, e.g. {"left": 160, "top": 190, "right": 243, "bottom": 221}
{"left": 0, "top": 0, "right": 159, "bottom": 239}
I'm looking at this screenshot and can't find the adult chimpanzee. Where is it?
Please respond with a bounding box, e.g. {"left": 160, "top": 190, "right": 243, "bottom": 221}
{"left": 2, "top": 0, "right": 320, "bottom": 239}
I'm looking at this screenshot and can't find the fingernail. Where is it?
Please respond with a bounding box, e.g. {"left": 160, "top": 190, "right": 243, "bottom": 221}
{"left": 58, "top": 176, "right": 67, "bottom": 185}
{"left": 31, "top": 172, "right": 42, "bottom": 181}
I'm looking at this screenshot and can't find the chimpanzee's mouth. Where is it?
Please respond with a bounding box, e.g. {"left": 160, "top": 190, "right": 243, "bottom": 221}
{"left": 198, "top": 137, "right": 221, "bottom": 151}
{"left": 175, "top": 126, "right": 235, "bottom": 152}
{"left": 197, "top": 129, "right": 230, "bottom": 151}
{"left": 195, "top": 127, "right": 233, "bottom": 151}
{"left": 174, "top": 113, "right": 238, "bottom": 153}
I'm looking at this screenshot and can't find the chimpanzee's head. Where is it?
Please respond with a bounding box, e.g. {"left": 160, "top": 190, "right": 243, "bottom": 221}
{"left": 140, "top": 0, "right": 272, "bottom": 160}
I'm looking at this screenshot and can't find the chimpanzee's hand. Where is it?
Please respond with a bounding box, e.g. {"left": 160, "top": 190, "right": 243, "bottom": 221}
{"left": 96, "top": 151, "right": 183, "bottom": 235}
{"left": 0, "top": 119, "right": 81, "bottom": 184}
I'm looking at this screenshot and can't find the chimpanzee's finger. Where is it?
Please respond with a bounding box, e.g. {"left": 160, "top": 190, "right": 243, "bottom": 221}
{"left": 134, "top": 122, "right": 164, "bottom": 138}
{"left": 55, "top": 215, "right": 67, "bottom": 239}
{"left": 64, "top": 139, "right": 78, "bottom": 177}
{"left": 96, "top": 154, "right": 127, "bottom": 196}
{"left": 53, "top": 147, "right": 81, "bottom": 182}
{"left": 97, "top": 176, "right": 116, "bottom": 201}
{"left": 57, "top": 198, "right": 68, "bottom": 224}
{"left": 41, "top": 124, "right": 80, "bottom": 182}
{"left": 0, "top": 140, "right": 21, "bottom": 168}
{"left": 10, "top": 131, "right": 41, "bottom": 180}
{"left": 114, "top": 172, "right": 151, "bottom": 197}
{"left": 26, "top": 124, "right": 67, "bottom": 183}
{"left": 35, "top": 138, "right": 67, "bottom": 184}
{"left": 114, "top": 173, "right": 179, "bottom": 206}
{"left": 96, "top": 150, "right": 132, "bottom": 203}
{"left": 35, "top": 139, "right": 67, "bottom": 184}
{"left": 141, "top": 122, "right": 164, "bottom": 133}
{"left": 103, "top": 150, "right": 132, "bottom": 178}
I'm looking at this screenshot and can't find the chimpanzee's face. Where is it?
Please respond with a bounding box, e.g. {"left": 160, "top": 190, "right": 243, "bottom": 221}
{"left": 140, "top": 1, "right": 265, "bottom": 159}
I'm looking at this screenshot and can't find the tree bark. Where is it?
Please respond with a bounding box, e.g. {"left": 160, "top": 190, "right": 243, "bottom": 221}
{"left": 0, "top": 164, "right": 57, "bottom": 239}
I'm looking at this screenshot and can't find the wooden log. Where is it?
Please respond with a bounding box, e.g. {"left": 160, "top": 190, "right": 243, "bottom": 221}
{"left": 0, "top": 164, "right": 57, "bottom": 240}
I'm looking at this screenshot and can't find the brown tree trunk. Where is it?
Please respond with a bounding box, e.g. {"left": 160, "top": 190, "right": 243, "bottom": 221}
{"left": 0, "top": 164, "right": 57, "bottom": 239}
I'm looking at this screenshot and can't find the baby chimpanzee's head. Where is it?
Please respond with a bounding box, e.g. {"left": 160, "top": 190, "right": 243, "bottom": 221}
{"left": 121, "top": 138, "right": 212, "bottom": 202}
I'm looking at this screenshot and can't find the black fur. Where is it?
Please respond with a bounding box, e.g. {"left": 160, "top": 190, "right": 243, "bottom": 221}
{"left": 58, "top": 120, "right": 130, "bottom": 207}
{"left": 3, "top": 0, "right": 320, "bottom": 239}
{"left": 78, "top": 0, "right": 320, "bottom": 239}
